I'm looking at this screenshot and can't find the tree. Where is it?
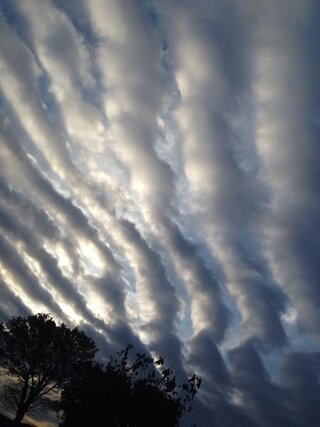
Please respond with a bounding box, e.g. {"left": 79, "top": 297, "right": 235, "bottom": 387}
{"left": 59, "top": 345, "right": 201, "bottom": 427}
{"left": 0, "top": 313, "right": 97, "bottom": 424}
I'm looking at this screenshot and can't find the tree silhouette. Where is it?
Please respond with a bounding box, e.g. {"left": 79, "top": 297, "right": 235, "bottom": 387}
{"left": 0, "top": 313, "right": 97, "bottom": 424}
{"left": 59, "top": 345, "right": 201, "bottom": 427}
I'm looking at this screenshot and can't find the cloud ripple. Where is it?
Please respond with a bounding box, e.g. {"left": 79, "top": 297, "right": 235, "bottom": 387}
{"left": 0, "top": 0, "right": 319, "bottom": 425}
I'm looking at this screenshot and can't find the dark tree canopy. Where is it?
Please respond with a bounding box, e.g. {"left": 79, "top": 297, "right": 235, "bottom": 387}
{"left": 0, "top": 313, "right": 97, "bottom": 424}
{"left": 59, "top": 345, "right": 201, "bottom": 427}
{"left": 0, "top": 314, "right": 200, "bottom": 426}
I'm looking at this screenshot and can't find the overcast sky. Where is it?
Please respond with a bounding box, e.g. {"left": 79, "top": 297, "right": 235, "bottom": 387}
{"left": 1, "top": 0, "right": 320, "bottom": 426}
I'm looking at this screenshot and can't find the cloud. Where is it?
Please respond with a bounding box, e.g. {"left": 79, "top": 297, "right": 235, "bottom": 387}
{"left": 0, "top": 279, "right": 31, "bottom": 321}
{"left": 0, "top": 0, "right": 319, "bottom": 425}
{"left": 162, "top": 0, "right": 288, "bottom": 350}
{"left": 252, "top": 0, "right": 320, "bottom": 338}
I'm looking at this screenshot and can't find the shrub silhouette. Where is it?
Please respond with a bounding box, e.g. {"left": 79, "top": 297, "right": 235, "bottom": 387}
{"left": 59, "top": 345, "right": 201, "bottom": 427}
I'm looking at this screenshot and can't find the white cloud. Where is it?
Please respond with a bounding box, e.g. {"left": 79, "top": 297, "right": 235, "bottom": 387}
{"left": 1, "top": 1, "right": 320, "bottom": 425}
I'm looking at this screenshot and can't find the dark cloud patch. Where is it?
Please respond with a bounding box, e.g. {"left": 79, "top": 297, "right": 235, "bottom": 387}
{"left": 188, "top": 331, "right": 230, "bottom": 393}
{"left": 278, "top": 352, "right": 320, "bottom": 427}
{"left": 228, "top": 340, "right": 306, "bottom": 427}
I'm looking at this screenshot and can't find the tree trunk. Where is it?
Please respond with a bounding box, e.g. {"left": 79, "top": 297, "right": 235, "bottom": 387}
{"left": 14, "top": 403, "right": 28, "bottom": 424}
{"left": 14, "top": 380, "right": 31, "bottom": 424}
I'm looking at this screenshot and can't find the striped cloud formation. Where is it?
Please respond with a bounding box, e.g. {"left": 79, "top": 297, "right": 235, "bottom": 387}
{"left": 1, "top": 1, "right": 320, "bottom": 426}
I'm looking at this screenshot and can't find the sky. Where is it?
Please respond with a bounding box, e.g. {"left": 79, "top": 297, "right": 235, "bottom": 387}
{"left": 0, "top": 0, "right": 320, "bottom": 426}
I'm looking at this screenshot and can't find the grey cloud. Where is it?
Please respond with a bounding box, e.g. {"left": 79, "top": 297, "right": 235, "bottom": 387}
{"left": 0, "top": 115, "right": 130, "bottom": 335}
{"left": 0, "top": 1, "right": 319, "bottom": 426}
{"left": 278, "top": 351, "right": 320, "bottom": 427}
{"left": 0, "top": 181, "right": 127, "bottom": 337}
{"left": 163, "top": 216, "right": 230, "bottom": 343}
{"left": 227, "top": 340, "right": 319, "bottom": 427}
{"left": 0, "top": 11, "right": 72, "bottom": 176}
{"left": 0, "top": 110, "right": 121, "bottom": 275}
{"left": 162, "top": 0, "right": 287, "bottom": 348}
{"left": 0, "top": 280, "right": 31, "bottom": 321}
{"left": 0, "top": 232, "right": 66, "bottom": 320}
{"left": 118, "top": 219, "right": 185, "bottom": 375}
{"left": 188, "top": 331, "right": 230, "bottom": 394}
{"left": 250, "top": 0, "right": 320, "bottom": 337}
{"left": 0, "top": 179, "right": 64, "bottom": 243}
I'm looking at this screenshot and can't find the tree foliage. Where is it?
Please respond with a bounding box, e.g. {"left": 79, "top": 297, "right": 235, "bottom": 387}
{"left": 59, "top": 345, "right": 201, "bottom": 427}
{"left": 0, "top": 313, "right": 97, "bottom": 424}
{"left": 0, "top": 314, "right": 200, "bottom": 426}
